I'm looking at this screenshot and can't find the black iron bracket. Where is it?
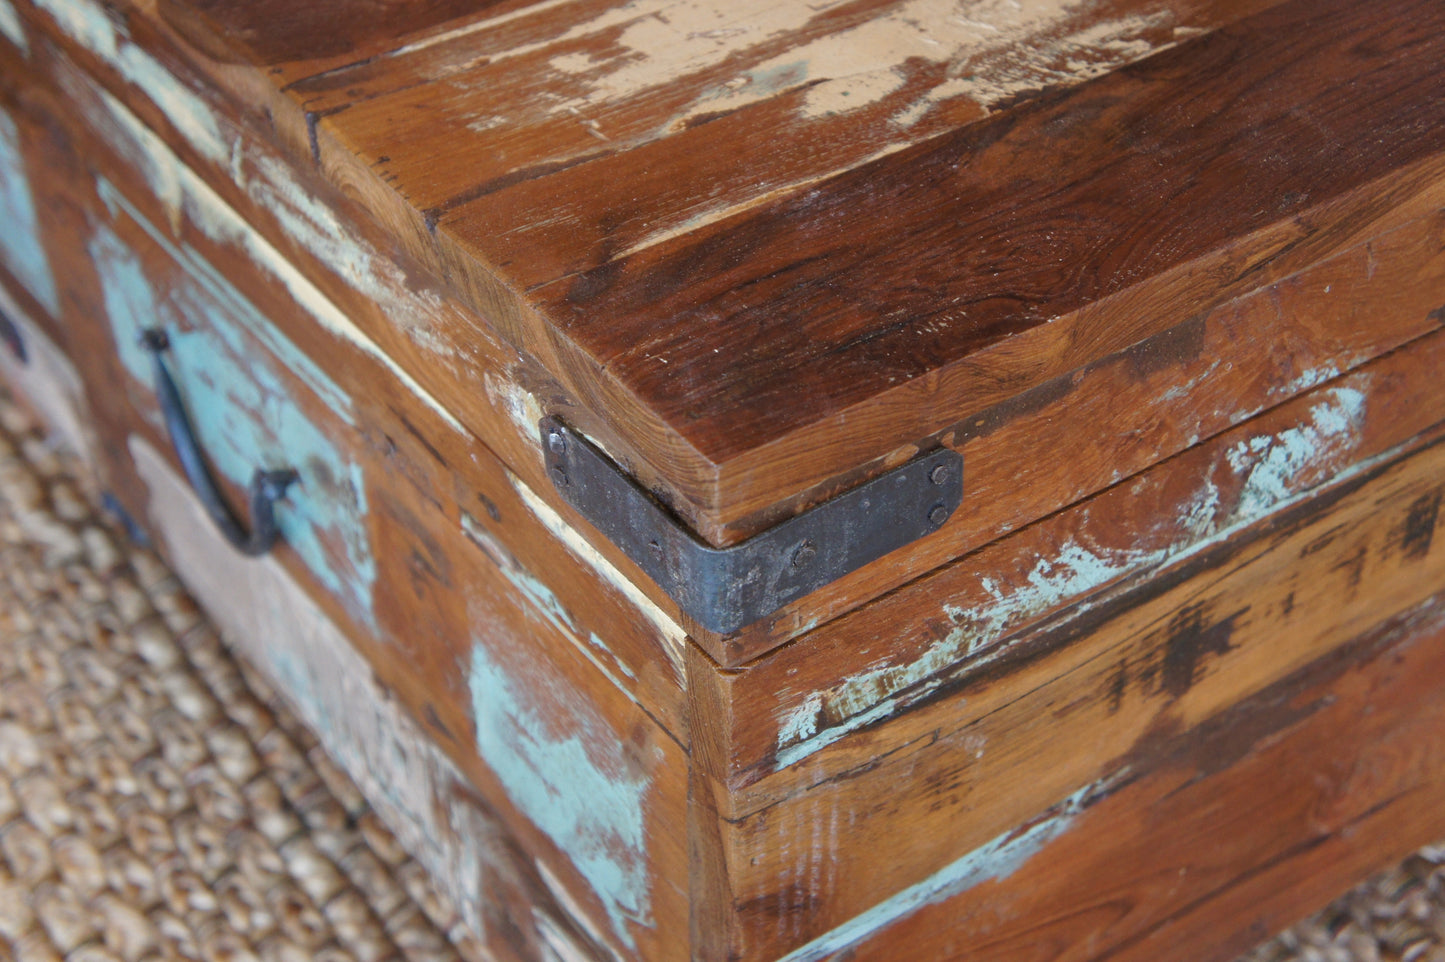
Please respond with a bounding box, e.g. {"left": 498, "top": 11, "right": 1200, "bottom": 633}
{"left": 541, "top": 417, "right": 962, "bottom": 634}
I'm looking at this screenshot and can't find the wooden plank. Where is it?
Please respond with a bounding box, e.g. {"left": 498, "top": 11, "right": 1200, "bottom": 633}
{"left": 713, "top": 205, "right": 1445, "bottom": 662}
{"left": 8, "top": 0, "right": 690, "bottom": 594}
{"left": 20, "top": 0, "right": 1439, "bottom": 557}
{"left": 0, "top": 33, "right": 693, "bottom": 740}
{"left": 772, "top": 591, "right": 1445, "bottom": 961}
{"left": 132, "top": 431, "right": 691, "bottom": 961}
{"left": 0, "top": 58, "right": 692, "bottom": 957}
{"left": 695, "top": 426, "right": 1445, "bottom": 960}
{"left": 131, "top": 440, "right": 683, "bottom": 962}
{"left": 14, "top": 0, "right": 1445, "bottom": 668}
{"left": 309, "top": 0, "right": 1281, "bottom": 248}
{"left": 722, "top": 324, "right": 1445, "bottom": 781}
{"left": 530, "top": 0, "right": 1445, "bottom": 534}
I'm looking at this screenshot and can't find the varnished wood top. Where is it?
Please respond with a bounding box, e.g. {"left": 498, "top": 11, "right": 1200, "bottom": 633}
{"left": 77, "top": 0, "right": 1445, "bottom": 539}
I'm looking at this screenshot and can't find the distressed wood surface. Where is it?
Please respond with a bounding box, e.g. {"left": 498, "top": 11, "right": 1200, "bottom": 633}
{"left": 689, "top": 424, "right": 1445, "bottom": 959}
{"left": 13, "top": 0, "right": 1443, "bottom": 554}
{"left": 534, "top": 0, "right": 1445, "bottom": 536}
{"left": 7, "top": 0, "right": 1443, "bottom": 663}
{"left": 132, "top": 439, "right": 642, "bottom": 962}
{"left": 723, "top": 324, "right": 1445, "bottom": 785}
{"left": 8, "top": 0, "right": 1445, "bottom": 957}
{"left": 0, "top": 46, "right": 692, "bottom": 958}
{"left": 712, "top": 204, "right": 1445, "bottom": 663}
{"left": 4, "top": 26, "right": 694, "bottom": 728}
{"left": 772, "top": 591, "right": 1445, "bottom": 961}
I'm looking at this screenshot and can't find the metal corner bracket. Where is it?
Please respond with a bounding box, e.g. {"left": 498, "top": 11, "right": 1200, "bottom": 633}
{"left": 541, "top": 417, "right": 963, "bottom": 635}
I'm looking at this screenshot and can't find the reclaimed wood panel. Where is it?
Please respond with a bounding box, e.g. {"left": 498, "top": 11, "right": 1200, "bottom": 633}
{"left": 19, "top": 0, "right": 1442, "bottom": 559}
{"left": 0, "top": 53, "right": 691, "bottom": 958}
{"left": 129, "top": 441, "right": 653, "bottom": 962}
{"left": 14, "top": 0, "right": 1443, "bottom": 667}
{"left": 713, "top": 205, "right": 1445, "bottom": 662}
{"left": 721, "top": 325, "right": 1445, "bottom": 784}
{"left": 773, "top": 591, "right": 1445, "bottom": 961}
{"left": 0, "top": 31, "right": 692, "bottom": 737}
{"left": 690, "top": 427, "right": 1445, "bottom": 959}
{"left": 535, "top": 0, "right": 1445, "bottom": 535}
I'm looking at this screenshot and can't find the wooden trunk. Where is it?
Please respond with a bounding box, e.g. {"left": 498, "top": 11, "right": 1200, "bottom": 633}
{"left": 1, "top": 0, "right": 1443, "bottom": 958}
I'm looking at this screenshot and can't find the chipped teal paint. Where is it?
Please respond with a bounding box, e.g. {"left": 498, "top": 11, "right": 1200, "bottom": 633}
{"left": 0, "top": 111, "right": 58, "bottom": 315}
{"left": 1226, "top": 386, "right": 1366, "bottom": 519}
{"left": 775, "top": 778, "right": 1112, "bottom": 962}
{"left": 461, "top": 511, "right": 639, "bottom": 691}
{"left": 775, "top": 384, "right": 1371, "bottom": 770}
{"left": 469, "top": 640, "right": 652, "bottom": 950}
{"left": 87, "top": 218, "right": 377, "bottom": 627}
{"left": 94, "top": 179, "right": 355, "bottom": 423}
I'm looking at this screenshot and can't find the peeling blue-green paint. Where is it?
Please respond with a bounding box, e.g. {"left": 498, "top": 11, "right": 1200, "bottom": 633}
{"left": 776, "top": 776, "right": 1118, "bottom": 962}
{"left": 0, "top": 111, "right": 59, "bottom": 315}
{"left": 775, "top": 385, "right": 1371, "bottom": 769}
{"left": 87, "top": 215, "right": 376, "bottom": 627}
{"left": 468, "top": 638, "right": 652, "bottom": 950}
{"left": 460, "top": 510, "right": 641, "bottom": 698}
{"left": 1226, "top": 386, "right": 1366, "bottom": 518}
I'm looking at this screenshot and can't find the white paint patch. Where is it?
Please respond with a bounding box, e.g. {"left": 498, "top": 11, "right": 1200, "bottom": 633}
{"left": 129, "top": 438, "right": 491, "bottom": 938}
{"left": 0, "top": 287, "right": 94, "bottom": 464}
{"left": 775, "top": 385, "right": 1371, "bottom": 768}
{"left": 34, "top": 0, "right": 229, "bottom": 166}
{"left": 485, "top": 372, "right": 544, "bottom": 452}
{"left": 915, "top": 8, "right": 1173, "bottom": 111}
{"left": 68, "top": 75, "right": 467, "bottom": 435}
{"left": 460, "top": 510, "right": 642, "bottom": 701}
{"left": 599, "top": 3, "right": 1176, "bottom": 257}
{"left": 534, "top": 859, "right": 625, "bottom": 962}
{"left": 543, "top": 0, "right": 825, "bottom": 98}
{"left": 508, "top": 472, "right": 688, "bottom": 675}
{"left": 390, "top": 0, "right": 585, "bottom": 60}
{"left": 246, "top": 153, "right": 459, "bottom": 349}
{"left": 776, "top": 774, "right": 1121, "bottom": 961}
{"left": 0, "top": 0, "right": 26, "bottom": 52}
{"left": 535, "top": 0, "right": 1167, "bottom": 124}
{"left": 534, "top": 910, "right": 602, "bottom": 962}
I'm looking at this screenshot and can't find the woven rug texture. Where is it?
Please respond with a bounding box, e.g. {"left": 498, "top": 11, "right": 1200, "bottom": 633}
{"left": 0, "top": 391, "right": 1440, "bottom": 962}
{"left": 0, "top": 398, "right": 486, "bottom": 962}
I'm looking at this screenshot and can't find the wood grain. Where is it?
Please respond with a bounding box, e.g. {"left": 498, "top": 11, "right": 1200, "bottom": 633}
{"left": 780, "top": 590, "right": 1445, "bottom": 961}
{"left": 14, "top": 0, "right": 1442, "bottom": 666}
{"left": 693, "top": 428, "right": 1445, "bottom": 959}
{"left": 709, "top": 205, "right": 1445, "bottom": 663}
{"left": 719, "top": 324, "right": 1445, "bottom": 783}
{"left": 531, "top": 0, "right": 1445, "bottom": 533}
{"left": 4, "top": 28, "right": 696, "bottom": 724}
{"left": 0, "top": 47, "right": 692, "bottom": 958}
{"left": 20, "top": 0, "right": 1416, "bottom": 549}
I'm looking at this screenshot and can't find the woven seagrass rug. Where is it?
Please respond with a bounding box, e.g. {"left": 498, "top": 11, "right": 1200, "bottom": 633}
{"left": 0, "top": 388, "right": 1438, "bottom": 962}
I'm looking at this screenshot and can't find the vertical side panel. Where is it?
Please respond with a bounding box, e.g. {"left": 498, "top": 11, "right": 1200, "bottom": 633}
{"left": 129, "top": 437, "right": 616, "bottom": 962}
{"left": 0, "top": 108, "right": 58, "bottom": 315}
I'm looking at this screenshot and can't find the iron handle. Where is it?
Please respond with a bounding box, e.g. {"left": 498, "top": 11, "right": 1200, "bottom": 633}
{"left": 140, "top": 328, "right": 297, "bottom": 557}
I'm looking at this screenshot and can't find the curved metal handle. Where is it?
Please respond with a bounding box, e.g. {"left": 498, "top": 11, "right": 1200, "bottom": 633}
{"left": 140, "top": 328, "right": 297, "bottom": 557}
